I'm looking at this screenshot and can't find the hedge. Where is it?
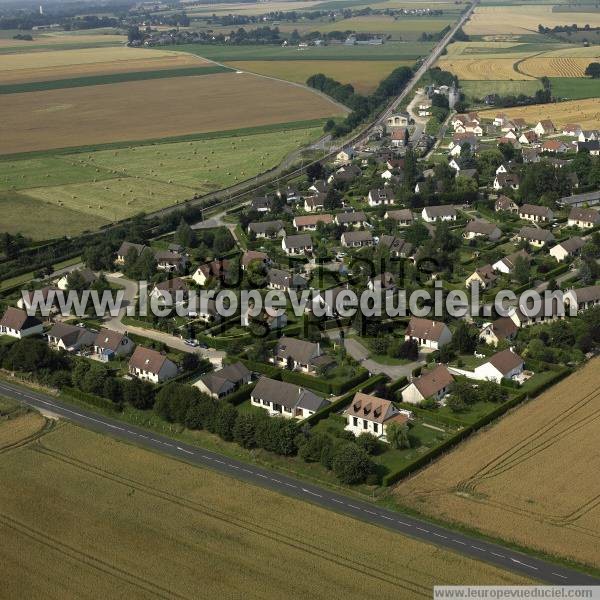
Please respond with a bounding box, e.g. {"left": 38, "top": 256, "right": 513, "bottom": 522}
{"left": 225, "top": 382, "right": 256, "bottom": 406}
{"left": 280, "top": 369, "right": 332, "bottom": 394}
{"left": 62, "top": 386, "right": 123, "bottom": 413}
{"left": 330, "top": 369, "right": 370, "bottom": 395}
{"left": 236, "top": 358, "right": 282, "bottom": 379}
{"left": 386, "top": 376, "right": 408, "bottom": 395}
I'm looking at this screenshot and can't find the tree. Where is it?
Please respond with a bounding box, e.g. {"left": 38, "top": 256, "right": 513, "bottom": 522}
{"left": 386, "top": 422, "right": 411, "bottom": 449}
{"left": 478, "top": 380, "right": 508, "bottom": 403}
{"left": 331, "top": 443, "right": 374, "bottom": 484}
{"left": 298, "top": 432, "right": 332, "bottom": 462}
{"left": 174, "top": 218, "right": 196, "bottom": 248}
{"left": 356, "top": 432, "right": 380, "bottom": 455}
{"left": 584, "top": 62, "right": 600, "bottom": 78}
{"left": 214, "top": 402, "right": 238, "bottom": 441}
{"left": 233, "top": 412, "right": 264, "bottom": 448}
{"left": 513, "top": 255, "right": 530, "bottom": 285}
{"left": 453, "top": 321, "right": 477, "bottom": 354}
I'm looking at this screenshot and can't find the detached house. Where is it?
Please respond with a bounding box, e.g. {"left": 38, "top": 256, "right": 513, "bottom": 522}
{"left": 341, "top": 230, "right": 373, "bottom": 248}
{"left": 150, "top": 277, "right": 189, "bottom": 303}
{"left": 192, "top": 259, "right": 231, "bottom": 286}
{"left": 154, "top": 250, "right": 188, "bottom": 273}
{"left": 568, "top": 207, "right": 600, "bottom": 229}
{"left": 515, "top": 226, "right": 555, "bottom": 248}
{"left": 115, "top": 241, "right": 146, "bottom": 265}
{"left": 267, "top": 268, "right": 307, "bottom": 292}
{"left": 378, "top": 235, "right": 413, "bottom": 258}
{"left": 241, "top": 250, "right": 269, "bottom": 270}
{"left": 385, "top": 209, "right": 413, "bottom": 226}
{"left": 463, "top": 220, "right": 501, "bottom": 241}
{"left": 303, "top": 194, "right": 326, "bottom": 212}
{"left": 541, "top": 140, "right": 568, "bottom": 154}
{"left": 494, "top": 195, "right": 519, "bottom": 213}
{"left": 271, "top": 336, "right": 323, "bottom": 373}
{"left": 194, "top": 362, "right": 251, "bottom": 399}
{"left": 368, "top": 188, "right": 395, "bottom": 207}
{"left": 335, "top": 211, "right": 368, "bottom": 228}
{"left": 549, "top": 237, "right": 585, "bottom": 262}
{"left": 401, "top": 364, "right": 454, "bottom": 405}
{"left": 293, "top": 214, "right": 333, "bottom": 231}
{"left": 344, "top": 392, "right": 410, "bottom": 440}
{"left": 534, "top": 120, "right": 555, "bottom": 136}
{"left": 519, "top": 203, "right": 553, "bottom": 223}
{"left": 450, "top": 349, "right": 524, "bottom": 384}
{"left": 93, "top": 329, "right": 134, "bottom": 360}
{"left": 492, "top": 250, "right": 530, "bottom": 274}
{"left": 251, "top": 196, "right": 271, "bottom": 213}
{"left": 47, "top": 323, "right": 95, "bottom": 352}
{"left": 405, "top": 317, "right": 452, "bottom": 350}
{"left": 494, "top": 172, "right": 520, "bottom": 190}
{"left": 250, "top": 376, "right": 329, "bottom": 419}
{"left": 422, "top": 206, "right": 457, "bottom": 223}
{"left": 282, "top": 234, "right": 313, "bottom": 255}
{"left": 0, "top": 307, "right": 42, "bottom": 339}
{"left": 465, "top": 264, "right": 498, "bottom": 289}
{"left": 247, "top": 220, "right": 285, "bottom": 239}
{"left": 128, "top": 346, "right": 178, "bottom": 384}
{"left": 564, "top": 285, "right": 600, "bottom": 315}
{"left": 479, "top": 317, "right": 518, "bottom": 347}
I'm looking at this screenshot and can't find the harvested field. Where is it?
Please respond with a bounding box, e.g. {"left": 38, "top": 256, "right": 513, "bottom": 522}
{"left": 394, "top": 358, "right": 600, "bottom": 569}
{"left": 226, "top": 59, "right": 411, "bottom": 93}
{"left": 479, "top": 98, "right": 600, "bottom": 129}
{"left": 0, "top": 420, "right": 532, "bottom": 599}
{"left": 0, "top": 412, "right": 47, "bottom": 450}
{"left": 0, "top": 33, "right": 125, "bottom": 49}
{"left": 0, "top": 72, "right": 344, "bottom": 154}
{"left": 436, "top": 57, "right": 533, "bottom": 80}
{"left": 520, "top": 56, "right": 600, "bottom": 78}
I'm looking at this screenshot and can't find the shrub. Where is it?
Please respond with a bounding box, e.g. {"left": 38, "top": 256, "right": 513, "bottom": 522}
{"left": 332, "top": 443, "right": 374, "bottom": 484}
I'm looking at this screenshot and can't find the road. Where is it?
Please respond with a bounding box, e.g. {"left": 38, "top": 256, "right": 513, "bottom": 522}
{"left": 2, "top": 377, "right": 598, "bottom": 587}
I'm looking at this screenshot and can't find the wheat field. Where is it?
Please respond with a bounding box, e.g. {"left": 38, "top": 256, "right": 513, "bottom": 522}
{"left": 436, "top": 58, "right": 533, "bottom": 80}
{"left": 394, "top": 358, "right": 600, "bottom": 569}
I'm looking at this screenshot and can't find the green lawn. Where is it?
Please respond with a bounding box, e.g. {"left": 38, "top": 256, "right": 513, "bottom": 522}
{"left": 549, "top": 77, "right": 600, "bottom": 100}
{"left": 461, "top": 79, "right": 542, "bottom": 100}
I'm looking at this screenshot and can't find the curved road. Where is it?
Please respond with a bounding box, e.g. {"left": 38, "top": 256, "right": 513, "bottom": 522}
{"left": 1, "top": 378, "right": 598, "bottom": 587}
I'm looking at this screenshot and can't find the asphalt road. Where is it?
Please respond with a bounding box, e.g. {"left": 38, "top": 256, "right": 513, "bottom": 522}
{"left": 2, "top": 378, "right": 599, "bottom": 586}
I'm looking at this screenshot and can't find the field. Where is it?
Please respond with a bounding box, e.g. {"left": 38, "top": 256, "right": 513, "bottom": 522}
{"left": 225, "top": 59, "right": 412, "bottom": 92}
{"left": 461, "top": 79, "right": 542, "bottom": 100}
{"left": 550, "top": 77, "right": 600, "bottom": 100}
{"left": 436, "top": 57, "right": 533, "bottom": 80}
{"left": 479, "top": 97, "right": 600, "bottom": 129}
{"left": 0, "top": 123, "right": 323, "bottom": 239}
{"left": 0, "top": 72, "right": 344, "bottom": 154}
{"left": 519, "top": 47, "right": 600, "bottom": 78}
{"left": 394, "top": 358, "right": 600, "bottom": 570}
{"left": 0, "top": 416, "right": 532, "bottom": 599}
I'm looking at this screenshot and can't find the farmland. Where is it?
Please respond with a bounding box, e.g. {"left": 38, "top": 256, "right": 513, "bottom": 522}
{"left": 461, "top": 80, "right": 542, "bottom": 100}
{"left": 0, "top": 123, "right": 324, "bottom": 239}
{"left": 0, "top": 72, "right": 344, "bottom": 154}
{"left": 436, "top": 57, "right": 533, "bottom": 80}
{"left": 0, "top": 418, "right": 532, "bottom": 599}
{"left": 479, "top": 98, "right": 600, "bottom": 129}
{"left": 394, "top": 359, "right": 600, "bottom": 570}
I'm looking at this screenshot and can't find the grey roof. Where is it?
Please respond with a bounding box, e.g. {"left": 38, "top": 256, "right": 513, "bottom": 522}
{"left": 275, "top": 336, "right": 320, "bottom": 364}
{"left": 520, "top": 203, "right": 552, "bottom": 217}
{"left": 47, "top": 323, "right": 93, "bottom": 347}
{"left": 268, "top": 268, "right": 307, "bottom": 289}
{"left": 559, "top": 190, "right": 600, "bottom": 207}
{"left": 117, "top": 241, "right": 146, "bottom": 257}
{"left": 284, "top": 233, "right": 312, "bottom": 248}
{"left": 424, "top": 205, "right": 456, "bottom": 218}
{"left": 556, "top": 236, "right": 585, "bottom": 254}
{"left": 252, "top": 376, "right": 329, "bottom": 412}
{"left": 248, "top": 220, "right": 284, "bottom": 235}
{"left": 517, "top": 227, "right": 555, "bottom": 242}
{"left": 379, "top": 235, "right": 412, "bottom": 256}
{"left": 570, "top": 285, "right": 600, "bottom": 303}
{"left": 569, "top": 207, "right": 600, "bottom": 223}
{"left": 198, "top": 362, "right": 250, "bottom": 394}
{"left": 342, "top": 230, "right": 372, "bottom": 243}
{"left": 385, "top": 209, "right": 413, "bottom": 221}
{"left": 465, "top": 220, "right": 499, "bottom": 236}
{"left": 335, "top": 211, "right": 367, "bottom": 224}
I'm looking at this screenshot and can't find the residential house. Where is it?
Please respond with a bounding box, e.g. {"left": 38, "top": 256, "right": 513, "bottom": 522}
{"left": 448, "top": 158, "right": 461, "bottom": 172}
{"left": 115, "top": 241, "right": 146, "bottom": 265}
{"left": 250, "top": 376, "right": 330, "bottom": 419}
{"left": 494, "top": 195, "right": 519, "bottom": 213}
{"left": 391, "top": 129, "right": 407, "bottom": 147}
{"left": 522, "top": 147, "right": 541, "bottom": 164}
{"left": 578, "top": 130, "right": 599, "bottom": 142}
{"left": 93, "top": 329, "right": 134, "bottom": 360}
{"left": 518, "top": 130, "right": 537, "bottom": 145}
{"left": 422, "top": 206, "right": 457, "bottom": 223}
{"left": 508, "top": 300, "right": 562, "bottom": 328}
{"left": 378, "top": 235, "right": 413, "bottom": 258}
{"left": 541, "top": 139, "right": 568, "bottom": 154}
{"left": 310, "top": 286, "right": 351, "bottom": 317}
{"left": 0, "top": 308, "right": 43, "bottom": 339}
{"left": 155, "top": 250, "right": 188, "bottom": 273}
{"left": 465, "top": 264, "right": 498, "bottom": 289}
{"left": 247, "top": 220, "right": 285, "bottom": 239}
{"left": 251, "top": 196, "right": 271, "bottom": 213}
{"left": 303, "top": 193, "right": 326, "bottom": 212}
{"left": 341, "top": 230, "right": 373, "bottom": 248}
{"left": 271, "top": 336, "right": 323, "bottom": 373}
{"left": 401, "top": 365, "right": 454, "bottom": 405}
{"left": 150, "top": 277, "right": 189, "bottom": 302}
{"left": 576, "top": 140, "right": 600, "bottom": 155}
{"left": 293, "top": 214, "right": 333, "bottom": 231}
{"left": 479, "top": 317, "right": 518, "bottom": 347}
{"left": 367, "top": 272, "right": 396, "bottom": 291}
{"left": 335, "top": 211, "right": 368, "bottom": 228}
{"left": 515, "top": 226, "right": 555, "bottom": 247}
{"left": 196, "top": 298, "right": 220, "bottom": 323}
{"left": 559, "top": 190, "right": 600, "bottom": 208}
{"left": 534, "top": 120, "right": 555, "bottom": 136}
{"left": 568, "top": 207, "right": 600, "bottom": 229}
{"left": 17, "top": 286, "right": 59, "bottom": 313}
{"left": 519, "top": 203, "right": 553, "bottom": 223}
{"left": 384, "top": 209, "right": 414, "bottom": 226}
{"left": 56, "top": 268, "right": 97, "bottom": 291}
{"left": 449, "top": 349, "right": 524, "bottom": 384}
{"left": 267, "top": 268, "right": 307, "bottom": 292}
{"left": 241, "top": 250, "right": 269, "bottom": 270}
{"left": 494, "top": 172, "right": 520, "bottom": 190}
{"left": 493, "top": 113, "right": 509, "bottom": 127}
{"left": 47, "top": 323, "right": 95, "bottom": 352}
{"left": 404, "top": 317, "right": 452, "bottom": 350}
{"left": 563, "top": 285, "right": 600, "bottom": 314}
{"left": 282, "top": 234, "right": 313, "bottom": 255}
{"left": 334, "top": 149, "right": 354, "bottom": 165}
{"left": 368, "top": 188, "right": 395, "bottom": 207}
{"left": 128, "top": 346, "right": 178, "bottom": 384}
{"left": 328, "top": 164, "right": 361, "bottom": 185}
{"left": 549, "top": 236, "right": 585, "bottom": 262}
{"left": 492, "top": 250, "right": 530, "bottom": 274}
{"left": 344, "top": 392, "right": 410, "bottom": 440}
{"left": 242, "top": 305, "right": 287, "bottom": 331}
{"left": 194, "top": 362, "right": 251, "bottom": 399}
{"left": 463, "top": 220, "right": 501, "bottom": 241}
{"left": 192, "top": 259, "right": 231, "bottom": 286}
{"left": 308, "top": 180, "right": 328, "bottom": 195}
{"left": 563, "top": 124, "right": 582, "bottom": 137}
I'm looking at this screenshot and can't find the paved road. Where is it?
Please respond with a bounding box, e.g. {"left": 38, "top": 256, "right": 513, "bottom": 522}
{"left": 2, "top": 378, "right": 598, "bottom": 587}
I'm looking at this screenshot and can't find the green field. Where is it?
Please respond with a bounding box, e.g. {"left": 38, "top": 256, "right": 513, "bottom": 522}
{"left": 461, "top": 79, "right": 542, "bottom": 99}
{"left": 0, "top": 122, "right": 324, "bottom": 239}
{"left": 550, "top": 77, "right": 600, "bottom": 100}
{"left": 0, "top": 65, "right": 232, "bottom": 95}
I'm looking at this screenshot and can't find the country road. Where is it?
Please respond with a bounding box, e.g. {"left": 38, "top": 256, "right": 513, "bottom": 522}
{"left": 2, "top": 377, "right": 598, "bottom": 587}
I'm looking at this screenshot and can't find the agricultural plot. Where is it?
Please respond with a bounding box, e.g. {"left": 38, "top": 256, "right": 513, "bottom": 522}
{"left": 461, "top": 79, "right": 542, "bottom": 100}
{"left": 479, "top": 98, "right": 600, "bottom": 129}
{"left": 550, "top": 77, "right": 600, "bottom": 100}
{"left": 436, "top": 57, "right": 533, "bottom": 80}
{"left": 0, "top": 72, "right": 344, "bottom": 154}
{"left": 519, "top": 46, "right": 600, "bottom": 78}
{"left": 0, "top": 419, "right": 532, "bottom": 599}
{"left": 394, "top": 359, "right": 600, "bottom": 569}
{"left": 0, "top": 32, "right": 125, "bottom": 50}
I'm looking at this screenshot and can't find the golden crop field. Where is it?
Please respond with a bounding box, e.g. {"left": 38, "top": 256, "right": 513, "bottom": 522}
{"left": 0, "top": 32, "right": 125, "bottom": 49}
{"left": 0, "top": 411, "right": 47, "bottom": 449}
{"left": 436, "top": 58, "right": 533, "bottom": 80}
{"left": 520, "top": 56, "right": 598, "bottom": 78}
{"left": 479, "top": 98, "right": 600, "bottom": 129}
{"left": 464, "top": 5, "right": 600, "bottom": 35}
{"left": 226, "top": 59, "right": 411, "bottom": 93}
{"left": 394, "top": 358, "right": 600, "bottom": 569}
{"left": 0, "top": 72, "right": 344, "bottom": 154}
{"left": 0, "top": 419, "right": 532, "bottom": 599}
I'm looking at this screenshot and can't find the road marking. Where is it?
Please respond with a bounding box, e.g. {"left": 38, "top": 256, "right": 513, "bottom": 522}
{"left": 363, "top": 509, "right": 377, "bottom": 515}
{"left": 284, "top": 482, "right": 296, "bottom": 488}
{"left": 453, "top": 540, "right": 466, "bottom": 545}
{"left": 176, "top": 446, "right": 194, "bottom": 455}
{"left": 397, "top": 521, "right": 412, "bottom": 527}
{"left": 242, "top": 469, "right": 253, "bottom": 474}
{"left": 348, "top": 504, "right": 360, "bottom": 510}
{"left": 416, "top": 527, "right": 429, "bottom": 533}
{"left": 301, "top": 488, "right": 322, "bottom": 498}
{"left": 214, "top": 459, "right": 225, "bottom": 464}
{"left": 471, "top": 546, "right": 486, "bottom": 552}
{"left": 491, "top": 552, "right": 505, "bottom": 558}
{"left": 331, "top": 498, "right": 344, "bottom": 504}
{"left": 552, "top": 573, "right": 568, "bottom": 580}
{"left": 510, "top": 558, "right": 538, "bottom": 570}
{"left": 380, "top": 515, "right": 393, "bottom": 521}
{"left": 432, "top": 533, "right": 447, "bottom": 539}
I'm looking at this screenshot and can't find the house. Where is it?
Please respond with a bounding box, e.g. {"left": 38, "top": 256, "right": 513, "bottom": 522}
{"left": 463, "top": 220, "right": 501, "bottom": 241}
{"left": 335, "top": 211, "right": 368, "bottom": 228}
{"left": 192, "top": 259, "right": 231, "bottom": 286}
{"left": 422, "top": 206, "right": 457, "bottom": 223}
{"left": 56, "top": 268, "right": 97, "bottom": 291}
{"left": 271, "top": 336, "right": 323, "bottom": 373}
{"left": 401, "top": 365, "right": 454, "bottom": 405}
{"left": 343, "top": 392, "right": 409, "bottom": 440}
{"left": 391, "top": 128, "right": 407, "bottom": 147}
{"left": 277, "top": 186, "right": 300, "bottom": 203}
{"left": 568, "top": 207, "right": 600, "bottom": 229}
{"left": 493, "top": 113, "right": 509, "bottom": 127}
{"left": 196, "top": 298, "right": 219, "bottom": 323}
{"left": 242, "top": 305, "right": 287, "bottom": 331}
{"left": 386, "top": 112, "right": 409, "bottom": 128}
{"left": 534, "top": 120, "right": 555, "bottom": 136}
{"left": 494, "top": 172, "right": 520, "bottom": 190}
{"left": 293, "top": 214, "right": 333, "bottom": 231}
{"left": 450, "top": 349, "right": 524, "bottom": 384}
{"left": 328, "top": 164, "right": 361, "bottom": 185}
{"left": 564, "top": 285, "right": 600, "bottom": 314}
{"left": 578, "top": 130, "right": 599, "bottom": 142}
{"left": 282, "top": 234, "right": 313, "bottom": 255}
{"left": 515, "top": 226, "right": 555, "bottom": 247}
{"left": 251, "top": 196, "right": 271, "bottom": 213}
{"left": 250, "top": 376, "right": 329, "bottom": 419}
{"left": 368, "top": 188, "right": 395, "bottom": 207}
{"left": 576, "top": 140, "right": 600, "bottom": 155}
{"left": 194, "top": 362, "right": 251, "bottom": 399}
{"left": 549, "top": 237, "right": 585, "bottom": 262}
{"left": 541, "top": 140, "right": 568, "bottom": 154}
{"left": 404, "top": 317, "right": 452, "bottom": 350}
{"left": 563, "top": 124, "right": 582, "bottom": 137}
{"left": 247, "top": 220, "right": 285, "bottom": 239}
{"left": 310, "top": 286, "right": 351, "bottom": 317}
{"left": 519, "top": 204, "right": 553, "bottom": 223}
{"left": 115, "top": 241, "right": 146, "bottom": 265}
{"left": 368, "top": 272, "right": 396, "bottom": 291}
{"left": 522, "top": 147, "right": 541, "bottom": 164}
{"left": 518, "top": 130, "right": 537, "bottom": 145}
{"left": 378, "top": 235, "right": 413, "bottom": 258}
{"left": 418, "top": 103, "right": 432, "bottom": 117}
{"left": 17, "top": 286, "right": 59, "bottom": 313}
{"left": 46, "top": 323, "right": 95, "bottom": 352}
{"left": 93, "top": 329, "right": 134, "bottom": 360}
{"left": 492, "top": 250, "right": 530, "bottom": 274}
{"left": 267, "top": 268, "right": 307, "bottom": 292}
{"left": 128, "top": 346, "right": 178, "bottom": 384}
{"left": 308, "top": 180, "right": 328, "bottom": 195}
{"left": 508, "top": 301, "right": 562, "bottom": 328}
{"left": 0, "top": 307, "right": 43, "bottom": 339}
{"left": 495, "top": 195, "right": 519, "bottom": 213}
{"left": 559, "top": 190, "right": 600, "bottom": 208}
{"left": 479, "top": 317, "right": 518, "bottom": 347}
{"left": 154, "top": 250, "right": 188, "bottom": 273}
{"left": 241, "top": 250, "right": 269, "bottom": 270}
{"left": 341, "top": 230, "right": 373, "bottom": 248}
{"left": 384, "top": 209, "right": 413, "bottom": 226}
{"left": 450, "top": 139, "right": 479, "bottom": 156}
{"left": 151, "top": 277, "right": 189, "bottom": 302}
{"left": 334, "top": 149, "right": 354, "bottom": 165}
{"left": 303, "top": 194, "right": 326, "bottom": 212}
{"left": 448, "top": 158, "right": 461, "bottom": 172}
{"left": 465, "top": 264, "right": 498, "bottom": 289}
